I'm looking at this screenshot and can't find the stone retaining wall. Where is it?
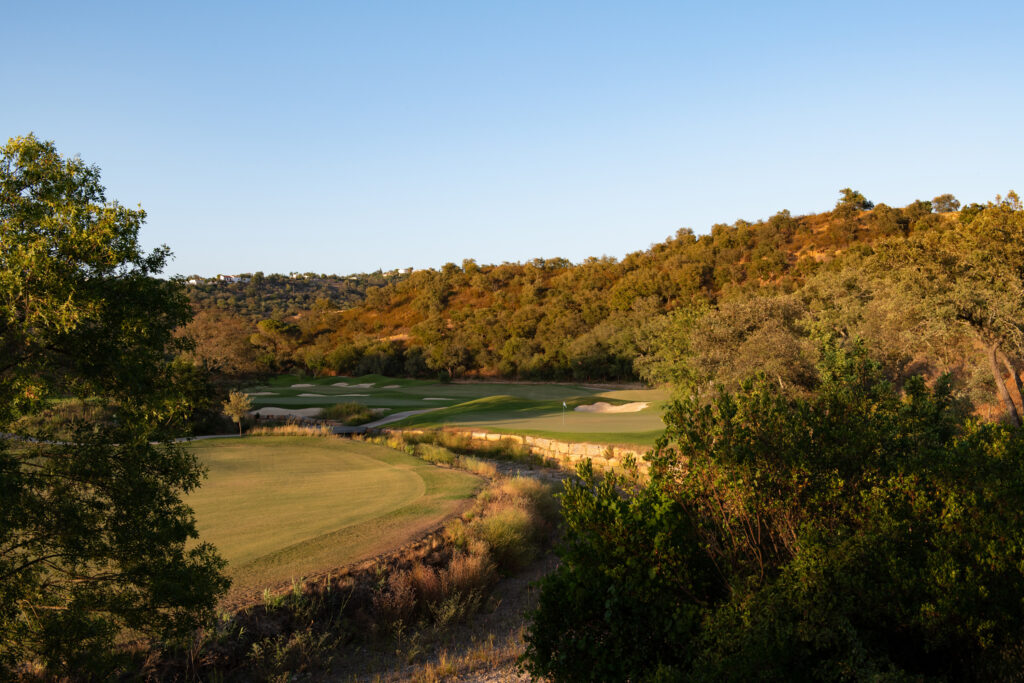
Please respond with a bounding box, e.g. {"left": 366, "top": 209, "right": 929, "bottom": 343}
{"left": 384, "top": 427, "right": 650, "bottom": 475}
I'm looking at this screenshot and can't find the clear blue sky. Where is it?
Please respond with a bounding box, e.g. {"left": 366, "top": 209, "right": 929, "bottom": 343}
{"left": 5, "top": 1, "right": 1022, "bottom": 277}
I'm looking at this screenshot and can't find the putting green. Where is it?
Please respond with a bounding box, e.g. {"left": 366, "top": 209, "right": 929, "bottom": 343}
{"left": 186, "top": 436, "right": 481, "bottom": 600}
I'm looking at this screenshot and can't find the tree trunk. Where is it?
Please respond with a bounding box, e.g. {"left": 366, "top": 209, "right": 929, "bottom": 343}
{"left": 988, "top": 343, "right": 1021, "bottom": 426}
{"left": 998, "top": 350, "right": 1024, "bottom": 411}
{"left": 238, "top": 420, "right": 243, "bottom": 436}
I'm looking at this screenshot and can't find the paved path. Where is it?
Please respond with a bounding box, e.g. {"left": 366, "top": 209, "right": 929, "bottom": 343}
{"left": 332, "top": 407, "right": 442, "bottom": 434}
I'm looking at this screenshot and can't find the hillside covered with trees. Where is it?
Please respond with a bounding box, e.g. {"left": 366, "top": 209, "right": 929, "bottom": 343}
{"left": 187, "top": 189, "right": 1024, "bottom": 422}
{"left": 184, "top": 269, "right": 410, "bottom": 321}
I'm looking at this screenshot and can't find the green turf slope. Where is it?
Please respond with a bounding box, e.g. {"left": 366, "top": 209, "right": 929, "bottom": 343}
{"left": 186, "top": 436, "right": 481, "bottom": 601}
{"left": 390, "top": 394, "right": 667, "bottom": 446}
{"left": 246, "top": 375, "right": 669, "bottom": 446}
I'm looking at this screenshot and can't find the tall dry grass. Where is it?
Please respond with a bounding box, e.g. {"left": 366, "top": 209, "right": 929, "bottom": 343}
{"left": 356, "top": 434, "right": 501, "bottom": 478}
{"left": 399, "top": 429, "right": 541, "bottom": 465}
{"left": 444, "top": 475, "right": 556, "bottom": 574}
{"left": 247, "top": 423, "right": 336, "bottom": 437}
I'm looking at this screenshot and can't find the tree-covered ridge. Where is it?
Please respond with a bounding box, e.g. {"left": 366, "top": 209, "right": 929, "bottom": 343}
{"left": 184, "top": 269, "right": 410, "bottom": 320}
{"left": 189, "top": 190, "right": 1010, "bottom": 392}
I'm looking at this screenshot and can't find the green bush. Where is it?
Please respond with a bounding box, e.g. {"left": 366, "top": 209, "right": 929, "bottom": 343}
{"left": 415, "top": 443, "right": 456, "bottom": 466}
{"left": 523, "top": 461, "right": 715, "bottom": 681}
{"left": 524, "top": 345, "right": 1024, "bottom": 682}
{"left": 318, "top": 402, "right": 374, "bottom": 425}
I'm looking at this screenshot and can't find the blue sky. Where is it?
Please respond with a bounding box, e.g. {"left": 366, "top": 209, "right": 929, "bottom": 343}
{"left": 4, "top": 1, "right": 1022, "bottom": 276}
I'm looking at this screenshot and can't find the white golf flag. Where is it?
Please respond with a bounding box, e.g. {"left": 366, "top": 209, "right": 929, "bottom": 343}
{"left": 563, "top": 401, "right": 567, "bottom": 408}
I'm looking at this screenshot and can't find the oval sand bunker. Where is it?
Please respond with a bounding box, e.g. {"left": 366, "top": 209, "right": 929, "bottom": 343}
{"left": 574, "top": 401, "right": 649, "bottom": 414}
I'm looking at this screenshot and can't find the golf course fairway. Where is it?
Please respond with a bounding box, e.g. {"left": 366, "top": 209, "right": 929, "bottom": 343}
{"left": 186, "top": 436, "right": 482, "bottom": 602}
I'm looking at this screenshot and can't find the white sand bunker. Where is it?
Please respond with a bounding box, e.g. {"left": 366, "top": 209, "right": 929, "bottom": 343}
{"left": 575, "top": 401, "right": 649, "bottom": 414}
{"left": 298, "top": 393, "right": 327, "bottom": 397}
{"left": 246, "top": 391, "right": 277, "bottom": 396}
{"left": 380, "top": 385, "right": 400, "bottom": 389}
{"left": 331, "top": 382, "right": 349, "bottom": 387}
{"left": 423, "top": 397, "right": 454, "bottom": 401}
{"left": 290, "top": 383, "right": 314, "bottom": 388}
{"left": 351, "top": 383, "right": 375, "bottom": 388}
{"left": 251, "top": 407, "right": 322, "bottom": 419}
{"left": 336, "top": 393, "right": 370, "bottom": 397}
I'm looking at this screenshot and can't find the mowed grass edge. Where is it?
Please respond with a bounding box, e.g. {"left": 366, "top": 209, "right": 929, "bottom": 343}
{"left": 185, "top": 437, "right": 483, "bottom": 603}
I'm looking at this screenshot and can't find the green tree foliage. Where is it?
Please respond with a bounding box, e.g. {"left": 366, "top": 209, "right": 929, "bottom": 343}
{"left": 835, "top": 187, "right": 874, "bottom": 214}
{"left": 867, "top": 202, "right": 907, "bottom": 236}
{"left": 903, "top": 198, "right": 936, "bottom": 229}
{"left": 524, "top": 346, "right": 1024, "bottom": 681}
{"left": 184, "top": 270, "right": 403, "bottom": 321}
{"left": 222, "top": 390, "right": 253, "bottom": 435}
{"left": 635, "top": 196, "right": 1024, "bottom": 428}
{"left": 178, "top": 309, "right": 263, "bottom": 375}
{"left": 829, "top": 189, "right": 874, "bottom": 246}
{"left": 932, "top": 193, "right": 960, "bottom": 213}
{"left": 637, "top": 295, "right": 817, "bottom": 400}
{"left": 523, "top": 459, "right": 718, "bottom": 681}
{"left": 0, "top": 135, "right": 229, "bottom": 675}
{"left": 869, "top": 200, "right": 1024, "bottom": 424}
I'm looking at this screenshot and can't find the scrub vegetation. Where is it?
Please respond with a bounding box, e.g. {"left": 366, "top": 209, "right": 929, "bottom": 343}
{"left": 524, "top": 345, "right": 1024, "bottom": 681}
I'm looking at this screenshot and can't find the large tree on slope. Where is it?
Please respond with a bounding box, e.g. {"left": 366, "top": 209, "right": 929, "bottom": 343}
{"left": 0, "top": 135, "right": 228, "bottom": 676}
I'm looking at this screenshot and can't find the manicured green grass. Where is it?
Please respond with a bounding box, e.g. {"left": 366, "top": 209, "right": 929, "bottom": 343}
{"left": 186, "top": 437, "right": 481, "bottom": 599}
{"left": 245, "top": 375, "right": 670, "bottom": 446}
{"left": 389, "top": 393, "right": 667, "bottom": 446}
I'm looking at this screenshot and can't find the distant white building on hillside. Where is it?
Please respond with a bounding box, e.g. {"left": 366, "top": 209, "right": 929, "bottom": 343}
{"left": 217, "top": 274, "right": 250, "bottom": 283}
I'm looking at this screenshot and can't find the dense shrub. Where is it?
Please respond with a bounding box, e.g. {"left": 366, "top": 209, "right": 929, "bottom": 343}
{"left": 524, "top": 346, "right": 1024, "bottom": 682}
{"left": 318, "top": 401, "right": 375, "bottom": 425}
{"left": 524, "top": 460, "right": 716, "bottom": 680}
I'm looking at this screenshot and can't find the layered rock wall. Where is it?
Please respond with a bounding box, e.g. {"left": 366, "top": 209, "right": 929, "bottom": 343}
{"left": 385, "top": 427, "right": 650, "bottom": 475}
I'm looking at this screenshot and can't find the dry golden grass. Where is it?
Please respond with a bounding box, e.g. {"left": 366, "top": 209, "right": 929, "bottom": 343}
{"left": 248, "top": 423, "right": 335, "bottom": 437}
{"left": 441, "top": 551, "right": 496, "bottom": 596}
{"left": 406, "top": 628, "right": 528, "bottom": 683}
